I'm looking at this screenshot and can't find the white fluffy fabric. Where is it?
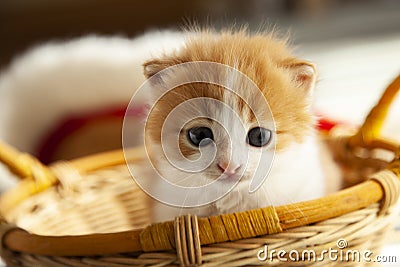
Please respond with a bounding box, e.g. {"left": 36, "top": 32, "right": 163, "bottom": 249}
{"left": 0, "top": 31, "right": 185, "bottom": 192}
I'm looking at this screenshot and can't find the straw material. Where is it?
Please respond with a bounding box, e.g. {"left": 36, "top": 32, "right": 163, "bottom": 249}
{"left": 0, "top": 160, "right": 398, "bottom": 266}
{"left": 0, "top": 75, "right": 399, "bottom": 266}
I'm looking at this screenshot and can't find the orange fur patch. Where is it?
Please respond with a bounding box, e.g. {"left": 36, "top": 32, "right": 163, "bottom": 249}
{"left": 144, "top": 30, "right": 316, "bottom": 152}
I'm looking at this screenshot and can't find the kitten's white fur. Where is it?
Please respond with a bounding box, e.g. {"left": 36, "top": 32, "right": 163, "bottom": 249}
{"left": 151, "top": 134, "right": 328, "bottom": 222}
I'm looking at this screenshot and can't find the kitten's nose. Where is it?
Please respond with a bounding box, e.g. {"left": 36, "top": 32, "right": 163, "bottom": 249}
{"left": 217, "top": 162, "right": 242, "bottom": 175}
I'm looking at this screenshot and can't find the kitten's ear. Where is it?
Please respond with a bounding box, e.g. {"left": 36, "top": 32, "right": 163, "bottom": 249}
{"left": 286, "top": 61, "right": 317, "bottom": 97}
{"left": 143, "top": 59, "right": 170, "bottom": 79}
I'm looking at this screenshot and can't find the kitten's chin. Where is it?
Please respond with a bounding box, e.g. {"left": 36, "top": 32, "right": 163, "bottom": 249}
{"left": 214, "top": 173, "right": 247, "bottom": 184}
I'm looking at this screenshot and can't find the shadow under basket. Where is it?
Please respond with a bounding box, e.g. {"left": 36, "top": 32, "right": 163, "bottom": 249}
{"left": 1, "top": 75, "right": 400, "bottom": 267}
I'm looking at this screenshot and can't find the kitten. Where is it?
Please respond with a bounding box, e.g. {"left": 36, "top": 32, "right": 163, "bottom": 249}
{"left": 142, "top": 29, "right": 340, "bottom": 222}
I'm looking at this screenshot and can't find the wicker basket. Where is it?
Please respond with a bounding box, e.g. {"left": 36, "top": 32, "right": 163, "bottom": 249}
{"left": 1, "top": 75, "right": 400, "bottom": 267}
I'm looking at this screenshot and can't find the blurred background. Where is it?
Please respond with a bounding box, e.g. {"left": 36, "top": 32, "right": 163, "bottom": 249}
{"left": 0, "top": 0, "right": 399, "bottom": 265}
{"left": 1, "top": 0, "right": 399, "bottom": 67}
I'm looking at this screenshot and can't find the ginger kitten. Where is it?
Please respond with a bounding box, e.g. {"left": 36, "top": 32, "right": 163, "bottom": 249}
{"left": 141, "top": 29, "right": 339, "bottom": 222}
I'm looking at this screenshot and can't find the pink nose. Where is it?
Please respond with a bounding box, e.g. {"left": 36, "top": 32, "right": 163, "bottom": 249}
{"left": 218, "top": 162, "right": 242, "bottom": 175}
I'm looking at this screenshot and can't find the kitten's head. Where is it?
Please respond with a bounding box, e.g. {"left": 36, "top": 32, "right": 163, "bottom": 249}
{"left": 142, "top": 30, "right": 317, "bottom": 199}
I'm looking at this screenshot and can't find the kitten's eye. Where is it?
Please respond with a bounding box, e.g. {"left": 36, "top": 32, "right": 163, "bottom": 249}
{"left": 187, "top": 127, "right": 214, "bottom": 147}
{"left": 247, "top": 127, "right": 272, "bottom": 147}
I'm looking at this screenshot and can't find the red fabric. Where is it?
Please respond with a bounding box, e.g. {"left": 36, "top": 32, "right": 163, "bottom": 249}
{"left": 36, "top": 105, "right": 147, "bottom": 163}
{"left": 317, "top": 118, "right": 340, "bottom": 132}
{"left": 36, "top": 106, "right": 343, "bottom": 163}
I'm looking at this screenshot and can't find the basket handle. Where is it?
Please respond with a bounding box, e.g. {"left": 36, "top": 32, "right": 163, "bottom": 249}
{"left": 0, "top": 140, "right": 58, "bottom": 217}
{"left": 0, "top": 140, "right": 56, "bottom": 183}
{"left": 348, "top": 74, "right": 400, "bottom": 151}
{"left": 0, "top": 142, "right": 138, "bottom": 216}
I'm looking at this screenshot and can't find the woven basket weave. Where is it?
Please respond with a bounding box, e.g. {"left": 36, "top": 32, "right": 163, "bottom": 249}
{"left": 0, "top": 75, "right": 400, "bottom": 267}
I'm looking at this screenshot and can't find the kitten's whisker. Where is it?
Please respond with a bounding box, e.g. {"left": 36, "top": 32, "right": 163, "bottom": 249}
{"left": 173, "top": 172, "right": 198, "bottom": 184}
{"left": 270, "top": 191, "right": 308, "bottom": 222}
